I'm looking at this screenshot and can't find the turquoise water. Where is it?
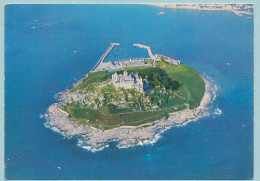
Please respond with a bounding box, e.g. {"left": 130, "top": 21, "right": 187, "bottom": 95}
{"left": 5, "top": 5, "right": 253, "bottom": 179}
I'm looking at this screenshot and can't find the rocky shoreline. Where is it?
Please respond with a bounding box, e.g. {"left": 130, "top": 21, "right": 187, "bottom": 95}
{"left": 44, "top": 76, "right": 215, "bottom": 152}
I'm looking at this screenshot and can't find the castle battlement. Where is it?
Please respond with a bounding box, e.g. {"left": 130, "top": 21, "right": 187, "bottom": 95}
{"left": 111, "top": 70, "right": 144, "bottom": 93}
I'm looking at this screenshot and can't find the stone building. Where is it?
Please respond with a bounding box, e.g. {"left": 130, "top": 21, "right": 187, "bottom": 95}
{"left": 111, "top": 70, "right": 144, "bottom": 93}
{"left": 166, "top": 59, "right": 181, "bottom": 65}
{"left": 154, "top": 54, "right": 181, "bottom": 65}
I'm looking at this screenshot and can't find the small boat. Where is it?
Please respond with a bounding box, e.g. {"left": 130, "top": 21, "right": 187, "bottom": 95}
{"left": 158, "top": 12, "right": 166, "bottom": 15}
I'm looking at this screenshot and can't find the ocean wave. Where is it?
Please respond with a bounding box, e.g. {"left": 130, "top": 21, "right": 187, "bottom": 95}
{"left": 202, "top": 73, "right": 222, "bottom": 118}
{"left": 213, "top": 108, "right": 222, "bottom": 115}
{"left": 44, "top": 122, "right": 73, "bottom": 139}
{"left": 77, "top": 139, "right": 110, "bottom": 152}
{"left": 39, "top": 114, "right": 44, "bottom": 119}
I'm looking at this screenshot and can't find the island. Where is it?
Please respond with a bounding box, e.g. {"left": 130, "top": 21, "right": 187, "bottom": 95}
{"left": 44, "top": 43, "right": 215, "bottom": 151}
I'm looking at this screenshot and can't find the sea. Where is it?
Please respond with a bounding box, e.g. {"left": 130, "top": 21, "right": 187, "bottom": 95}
{"left": 4, "top": 4, "right": 253, "bottom": 180}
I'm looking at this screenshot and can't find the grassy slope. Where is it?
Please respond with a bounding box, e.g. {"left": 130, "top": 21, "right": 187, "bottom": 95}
{"left": 126, "top": 63, "right": 205, "bottom": 108}
{"left": 70, "top": 70, "right": 123, "bottom": 92}
{"left": 64, "top": 62, "right": 205, "bottom": 129}
{"left": 164, "top": 64, "right": 205, "bottom": 109}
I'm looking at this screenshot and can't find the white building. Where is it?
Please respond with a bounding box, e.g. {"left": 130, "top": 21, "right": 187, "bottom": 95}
{"left": 111, "top": 70, "right": 144, "bottom": 93}
{"left": 154, "top": 54, "right": 181, "bottom": 65}
{"left": 166, "top": 59, "right": 181, "bottom": 65}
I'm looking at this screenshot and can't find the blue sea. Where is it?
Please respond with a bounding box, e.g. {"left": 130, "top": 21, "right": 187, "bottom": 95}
{"left": 5, "top": 5, "right": 253, "bottom": 180}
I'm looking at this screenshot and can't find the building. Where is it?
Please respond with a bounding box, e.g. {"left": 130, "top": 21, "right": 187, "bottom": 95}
{"left": 154, "top": 54, "right": 181, "bottom": 65}
{"left": 111, "top": 70, "right": 144, "bottom": 93}
{"left": 154, "top": 54, "right": 164, "bottom": 60}
{"left": 166, "top": 59, "right": 181, "bottom": 65}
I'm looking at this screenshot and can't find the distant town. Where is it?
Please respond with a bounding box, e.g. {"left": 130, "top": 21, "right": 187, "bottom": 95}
{"left": 150, "top": 4, "right": 253, "bottom": 16}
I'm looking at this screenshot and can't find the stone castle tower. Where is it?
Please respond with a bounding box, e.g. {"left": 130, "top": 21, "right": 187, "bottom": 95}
{"left": 111, "top": 70, "right": 144, "bottom": 93}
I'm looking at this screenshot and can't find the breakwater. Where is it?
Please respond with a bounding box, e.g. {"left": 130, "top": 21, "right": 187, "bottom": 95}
{"left": 91, "top": 43, "right": 120, "bottom": 72}
{"left": 133, "top": 43, "right": 155, "bottom": 60}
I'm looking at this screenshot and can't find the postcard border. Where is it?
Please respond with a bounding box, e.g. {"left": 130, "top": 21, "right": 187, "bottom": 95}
{"left": 0, "top": 0, "right": 259, "bottom": 181}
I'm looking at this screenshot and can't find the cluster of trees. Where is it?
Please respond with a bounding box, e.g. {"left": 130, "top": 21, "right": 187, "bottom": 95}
{"left": 130, "top": 67, "right": 181, "bottom": 91}
{"left": 149, "top": 91, "right": 171, "bottom": 108}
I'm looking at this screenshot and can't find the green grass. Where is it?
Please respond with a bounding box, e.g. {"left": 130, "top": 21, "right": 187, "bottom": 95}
{"left": 70, "top": 70, "right": 123, "bottom": 92}
{"left": 164, "top": 64, "right": 205, "bottom": 109}
{"left": 126, "top": 63, "right": 204, "bottom": 108}
{"left": 62, "top": 104, "right": 167, "bottom": 129}
{"left": 63, "top": 61, "right": 205, "bottom": 129}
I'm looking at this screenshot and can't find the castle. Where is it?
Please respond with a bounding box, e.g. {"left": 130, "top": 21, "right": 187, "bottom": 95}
{"left": 111, "top": 70, "right": 144, "bottom": 93}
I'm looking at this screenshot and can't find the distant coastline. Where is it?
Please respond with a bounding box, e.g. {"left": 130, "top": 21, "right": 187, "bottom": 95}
{"left": 148, "top": 4, "right": 253, "bottom": 16}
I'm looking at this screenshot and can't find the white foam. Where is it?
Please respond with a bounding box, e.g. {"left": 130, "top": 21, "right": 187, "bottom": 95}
{"left": 213, "top": 108, "right": 222, "bottom": 115}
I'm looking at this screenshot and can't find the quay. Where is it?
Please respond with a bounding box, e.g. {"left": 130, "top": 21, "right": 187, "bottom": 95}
{"left": 91, "top": 43, "right": 120, "bottom": 72}
{"left": 133, "top": 43, "right": 155, "bottom": 60}
{"left": 91, "top": 42, "right": 180, "bottom": 72}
